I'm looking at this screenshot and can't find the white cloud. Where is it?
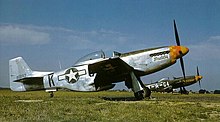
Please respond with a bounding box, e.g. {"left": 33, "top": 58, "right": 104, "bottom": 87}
{"left": 188, "top": 36, "right": 220, "bottom": 61}
{"left": 0, "top": 23, "right": 143, "bottom": 51}
{"left": 208, "top": 36, "right": 220, "bottom": 41}
{"left": 0, "top": 24, "right": 51, "bottom": 45}
{"left": 47, "top": 27, "right": 135, "bottom": 51}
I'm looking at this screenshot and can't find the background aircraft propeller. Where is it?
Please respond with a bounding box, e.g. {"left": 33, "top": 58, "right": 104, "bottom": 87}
{"left": 197, "top": 66, "right": 202, "bottom": 89}
{"left": 173, "top": 20, "right": 186, "bottom": 81}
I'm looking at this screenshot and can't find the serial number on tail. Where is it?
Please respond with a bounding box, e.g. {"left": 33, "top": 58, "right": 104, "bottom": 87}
{"left": 16, "top": 74, "right": 27, "bottom": 79}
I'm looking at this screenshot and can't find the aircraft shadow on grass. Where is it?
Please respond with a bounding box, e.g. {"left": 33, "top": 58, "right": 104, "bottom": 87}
{"left": 100, "top": 96, "right": 145, "bottom": 101}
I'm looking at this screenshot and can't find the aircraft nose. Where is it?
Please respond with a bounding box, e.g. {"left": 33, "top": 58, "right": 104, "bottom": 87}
{"left": 170, "top": 46, "right": 189, "bottom": 62}
{"left": 180, "top": 46, "right": 189, "bottom": 56}
{"left": 195, "top": 75, "right": 203, "bottom": 81}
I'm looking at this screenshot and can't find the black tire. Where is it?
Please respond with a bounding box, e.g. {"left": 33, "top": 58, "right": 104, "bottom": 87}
{"left": 183, "top": 90, "right": 189, "bottom": 95}
{"left": 50, "top": 92, "right": 54, "bottom": 98}
{"left": 182, "top": 87, "right": 189, "bottom": 95}
{"left": 137, "top": 77, "right": 151, "bottom": 98}
{"left": 143, "top": 87, "right": 151, "bottom": 98}
{"left": 134, "top": 91, "right": 144, "bottom": 100}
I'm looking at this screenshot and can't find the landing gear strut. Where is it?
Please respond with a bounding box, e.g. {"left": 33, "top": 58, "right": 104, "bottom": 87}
{"left": 128, "top": 72, "right": 151, "bottom": 100}
{"left": 139, "top": 77, "right": 151, "bottom": 99}
{"left": 180, "top": 87, "right": 189, "bottom": 94}
{"left": 133, "top": 78, "right": 151, "bottom": 100}
{"left": 133, "top": 87, "right": 151, "bottom": 100}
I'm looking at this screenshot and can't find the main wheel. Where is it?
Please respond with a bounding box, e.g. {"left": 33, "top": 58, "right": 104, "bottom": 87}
{"left": 183, "top": 90, "right": 189, "bottom": 95}
{"left": 182, "top": 87, "right": 189, "bottom": 95}
{"left": 134, "top": 91, "right": 144, "bottom": 100}
{"left": 143, "top": 87, "right": 151, "bottom": 98}
{"left": 137, "top": 77, "right": 151, "bottom": 98}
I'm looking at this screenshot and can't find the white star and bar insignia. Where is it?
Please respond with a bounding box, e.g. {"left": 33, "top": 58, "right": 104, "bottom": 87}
{"left": 58, "top": 68, "right": 79, "bottom": 83}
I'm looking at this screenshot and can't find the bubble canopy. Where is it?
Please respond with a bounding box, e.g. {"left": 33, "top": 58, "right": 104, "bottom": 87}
{"left": 74, "top": 51, "right": 105, "bottom": 65}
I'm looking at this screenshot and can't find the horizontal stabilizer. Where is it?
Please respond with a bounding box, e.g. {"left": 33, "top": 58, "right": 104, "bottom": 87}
{"left": 13, "top": 77, "right": 43, "bottom": 84}
{"left": 9, "top": 57, "right": 50, "bottom": 91}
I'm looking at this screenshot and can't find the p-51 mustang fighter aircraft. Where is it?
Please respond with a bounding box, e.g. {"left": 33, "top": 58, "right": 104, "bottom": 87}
{"left": 146, "top": 67, "right": 203, "bottom": 94}
{"left": 9, "top": 20, "right": 189, "bottom": 100}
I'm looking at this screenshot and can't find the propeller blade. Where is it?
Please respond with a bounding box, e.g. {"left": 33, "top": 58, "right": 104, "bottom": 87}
{"left": 197, "top": 66, "right": 200, "bottom": 76}
{"left": 180, "top": 57, "right": 186, "bottom": 80}
{"left": 174, "top": 20, "right": 186, "bottom": 81}
{"left": 197, "top": 66, "right": 201, "bottom": 88}
{"left": 174, "top": 20, "right": 181, "bottom": 46}
{"left": 199, "top": 80, "right": 201, "bottom": 89}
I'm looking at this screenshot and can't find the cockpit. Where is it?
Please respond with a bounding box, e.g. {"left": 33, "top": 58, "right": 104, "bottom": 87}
{"left": 74, "top": 50, "right": 106, "bottom": 65}
{"left": 158, "top": 78, "right": 169, "bottom": 82}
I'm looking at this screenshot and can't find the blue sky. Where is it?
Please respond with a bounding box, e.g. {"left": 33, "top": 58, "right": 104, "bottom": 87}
{"left": 0, "top": 0, "right": 220, "bottom": 91}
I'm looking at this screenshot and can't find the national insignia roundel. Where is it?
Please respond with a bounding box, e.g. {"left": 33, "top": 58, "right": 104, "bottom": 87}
{"left": 64, "top": 68, "right": 79, "bottom": 83}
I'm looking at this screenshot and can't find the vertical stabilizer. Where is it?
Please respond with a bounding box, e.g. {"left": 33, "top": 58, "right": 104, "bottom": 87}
{"left": 9, "top": 57, "right": 33, "bottom": 91}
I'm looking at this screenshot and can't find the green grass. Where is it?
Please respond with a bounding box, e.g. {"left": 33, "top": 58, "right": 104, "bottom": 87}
{"left": 0, "top": 90, "right": 220, "bottom": 122}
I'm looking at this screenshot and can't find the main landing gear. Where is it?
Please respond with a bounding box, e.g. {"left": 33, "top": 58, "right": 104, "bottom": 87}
{"left": 180, "top": 87, "right": 189, "bottom": 94}
{"left": 128, "top": 72, "right": 151, "bottom": 100}
{"left": 134, "top": 88, "right": 151, "bottom": 100}
{"left": 134, "top": 84, "right": 151, "bottom": 100}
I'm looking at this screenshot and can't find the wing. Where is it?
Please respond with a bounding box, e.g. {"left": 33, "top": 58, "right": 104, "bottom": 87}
{"left": 88, "top": 57, "right": 133, "bottom": 87}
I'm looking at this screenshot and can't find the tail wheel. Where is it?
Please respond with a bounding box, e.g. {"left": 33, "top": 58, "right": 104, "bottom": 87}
{"left": 49, "top": 92, "right": 54, "bottom": 98}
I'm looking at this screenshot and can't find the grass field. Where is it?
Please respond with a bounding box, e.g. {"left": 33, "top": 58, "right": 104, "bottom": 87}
{"left": 0, "top": 89, "right": 220, "bottom": 122}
